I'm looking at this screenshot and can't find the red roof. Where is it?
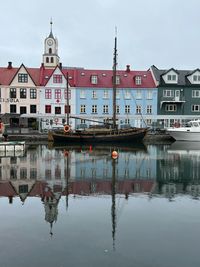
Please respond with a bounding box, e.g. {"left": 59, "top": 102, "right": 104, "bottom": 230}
{"left": 0, "top": 64, "right": 156, "bottom": 88}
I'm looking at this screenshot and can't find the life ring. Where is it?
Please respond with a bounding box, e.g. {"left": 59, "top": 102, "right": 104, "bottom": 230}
{"left": 54, "top": 118, "right": 59, "bottom": 123}
{"left": 64, "top": 125, "right": 71, "bottom": 133}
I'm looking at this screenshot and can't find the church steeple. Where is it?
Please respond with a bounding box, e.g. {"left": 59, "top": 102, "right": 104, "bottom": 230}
{"left": 42, "top": 20, "right": 60, "bottom": 68}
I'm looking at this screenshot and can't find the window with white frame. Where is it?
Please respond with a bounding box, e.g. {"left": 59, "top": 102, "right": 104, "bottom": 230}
{"left": 135, "top": 76, "right": 142, "bottom": 85}
{"left": 92, "top": 105, "right": 97, "bottom": 113}
{"left": 193, "top": 75, "right": 200, "bottom": 82}
{"left": 55, "top": 89, "right": 61, "bottom": 99}
{"left": 103, "top": 90, "right": 109, "bottom": 99}
{"left": 146, "top": 105, "right": 152, "bottom": 114}
{"left": 45, "top": 89, "right": 51, "bottom": 99}
{"left": 125, "top": 118, "right": 130, "bottom": 124}
{"left": 163, "top": 90, "right": 174, "bottom": 97}
{"left": 30, "top": 89, "right": 36, "bottom": 99}
{"left": 146, "top": 119, "right": 152, "bottom": 125}
{"left": 116, "top": 90, "right": 120, "bottom": 99}
{"left": 136, "top": 105, "right": 142, "bottom": 114}
{"left": 146, "top": 90, "right": 153, "bottom": 99}
{"left": 65, "top": 89, "right": 71, "bottom": 99}
{"left": 116, "top": 105, "right": 120, "bottom": 114}
{"left": 80, "top": 90, "right": 86, "bottom": 98}
{"left": 103, "top": 105, "right": 109, "bottom": 113}
{"left": 92, "top": 90, "right": 97, "bottom": 99}
{"left": 91, "top": 75, "right": 98, "bottom": 84}
{"left": 167, "top": 74, "right": 177, "bottom": 81}
{"left": 192, "top": 90, "right": 200, "bottom": 98}
{"left": 165, "top": 104, "right": 177, "bottom": 111}
{"left": 80, "top": 105, "right": 86, "bottom": 113}
{"left": 125, "top": 105, "right": 130, "bottom": 114}
{"left": 116, "top": 75, "right": 120, "bottom": 85}
{"left": 136, "top": 90, "right": 142, "bottom": 99}
{"left": 192, "top": 104, "right": 200, "bottom": 112}
{"left": 124, "top": 90, "right": 131, "bottom": 99}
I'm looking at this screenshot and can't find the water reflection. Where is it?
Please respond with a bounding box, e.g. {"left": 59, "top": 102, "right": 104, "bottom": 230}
{"left": 0, "top": 142, "right": 200, "bottom": 234}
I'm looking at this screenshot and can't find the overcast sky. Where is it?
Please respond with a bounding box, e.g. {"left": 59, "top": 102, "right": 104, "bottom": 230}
{"left": 1, "top": 0, "right": 200, "bottom": 71}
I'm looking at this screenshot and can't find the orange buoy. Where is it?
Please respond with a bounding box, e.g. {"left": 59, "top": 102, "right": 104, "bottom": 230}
{"left": 111, "top": 150, "right": 118, "bottom": 159}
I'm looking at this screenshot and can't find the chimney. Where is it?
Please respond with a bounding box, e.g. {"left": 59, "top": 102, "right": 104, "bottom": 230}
{"left": 126, "top": 64, "right": 130, "bottom": 72}
{"left": 59, "top": 62, "right": 62, "bottom": 69}
{"left": 8, "top": 61, "right": 12, "bottom": 69}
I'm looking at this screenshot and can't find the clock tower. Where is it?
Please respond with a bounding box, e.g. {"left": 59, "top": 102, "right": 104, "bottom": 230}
{"left": 43, "top": 20, "right": 60, "bottom": 68}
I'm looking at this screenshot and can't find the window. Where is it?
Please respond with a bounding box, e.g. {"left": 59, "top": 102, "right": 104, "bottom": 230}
{"left": 45, "top": 105, "right": 51, "bottom": 113}
{"left": 55, "top": 89, "right": 61, "bottom": 99}
{"left": 65, "top": 105, "right": 71, "bottom": 114}
{"left": 147, "top": 105, "right": 152, "bottom": 114}
{"left": 124, "top": 90, "right": 131, "bottom": 99}
{"left": 20, "top": 88, "right": 26, "bottom": 98}
{"left": 165, "top": 104, "right": 177, "bottom": 111}
{"left": 20, "top": 168, "right": 27, "bottom": 179}
{"left": 30, "top": 105, "right": 36, "bottom": 113}
{"left": 45, "top": 89, "right": 52, "bottom": 99}
{"left": 125, "top": 105, "right": 130, "bottom": 114}
{"left": 30, "top": 89, "right": 36, "bottom": 99}
{"left": 92, "top": 90, "right": 97, "bottom": 99}
{"left": 135, "top": 76, "right": 142, "bottom": 85}
{"left": 0, "top": 105, "right": 1, "bottom": 113}
{"left": 192, "top": 105, "right": 200, "bottom": 112}
{"left": 103, "top": 105, "right": 109, "bottom": 113}
{"left": 103, "top": 90, "right": 109, "bottom": 99}
{"left": 46, "top": 57, "right": 49, "bottom": 63}
{"left": 18, "top": 73, "right": 28, "bottom": 83}
{"left": 30, "top": 168, "right": 37, "bottom": 179}
{"left": 0, "top": 88, "right": 1, "bottom": 98}
{"left": 10, "top": 88, "right": 16, "bottom": 98}
{"left": 116, "top": 75, "right": 120, "bottom": 85}
{"left": 64, "top": 89, "right": 71, "bottom": 99}
{"left": 10, "top": 167, "right": 17, "bottom": 179}
{"left": 80, "top": 90, "right": 86, "bottom": 98}
{"left": 163, "top": 90, "right": 174, "bottom": 97}
{"left": 80, "top": 105, "right": 86, "bottom": 113}
{"left": 53, "top": 75, "right": 62, "bottom": 83}
{"left": 10, "top": 105, "right": 16, "bottom": 113}
{"left": 136, "top": 90, "right": 142, "bottom": 99}
{"left": 125, "top": 118, "right": 130, "bottom": 124}
{"left": 146, "top": 90, "right": 153, "bottom": 99}
{"left": 146, "top": 119, "right": 152, "bottom": 125}
{"left": 192, "top": 90, "right": 200, "bottom": 98}
{"left": 92, "top": 105, "right": 97, "bottom": 113}
{"left": 193, "top": 75, "right": 200, "bottom": 82}
{"left": 116, "top": 105, "right": 120, "bottom": 114}
{"left": 136, "top": 105, "right": 142, "bottom": 114}
{"left": 116, "top": 90, "right": 120, "bottom": 99}
{"left": 167, "top": 74, "right": 177, "bottom": 81}
{"left": 20, "top": 106, "right": 27, "bottom": 114}
{"left": 19, "top": 184, "right": 28, "bottom": 193}
{"left": 51, "top": 57, "right": 54, "bottom": 63}
{"left": 49, "top": 48, "right": 52, "bottom": 54}
{"left": 91, "top": 75, "right": 98, "bottom": 84}
{"left": 55, "top": 107, "right": 61, "bottom": 114}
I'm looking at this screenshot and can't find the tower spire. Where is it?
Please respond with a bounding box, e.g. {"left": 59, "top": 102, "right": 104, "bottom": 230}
{"left": 49, "top": 18, "right": 54, "bottom": 38}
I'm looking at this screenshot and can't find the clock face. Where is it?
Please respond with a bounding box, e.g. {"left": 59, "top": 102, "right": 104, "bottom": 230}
{"left": 47, "top": 39, "right": 53, "bottom": 46}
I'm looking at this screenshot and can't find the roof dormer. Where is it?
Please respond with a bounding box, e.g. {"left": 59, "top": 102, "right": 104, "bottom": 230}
{"left": 186, "top": 69, "right": 200, "bottom": 84}
{"left": 162, "top": 68, "right": 179, "bottom": 84}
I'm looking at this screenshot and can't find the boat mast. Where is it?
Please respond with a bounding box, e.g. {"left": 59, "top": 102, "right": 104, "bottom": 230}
{"left": 66, "top": 72, "right": 70, "bottom": 125}
{"left": 112, "top": 33, "right": 117, "bottom": 130}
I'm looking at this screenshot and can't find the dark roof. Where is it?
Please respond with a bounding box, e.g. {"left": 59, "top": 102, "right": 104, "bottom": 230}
{"left": 151, "top": 65, "right": 199, "bottom": 86}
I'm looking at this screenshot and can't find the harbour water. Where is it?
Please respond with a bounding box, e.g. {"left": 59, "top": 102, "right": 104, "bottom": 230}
{"left": 0, "top": 141, "right": 200, "bottom": 267}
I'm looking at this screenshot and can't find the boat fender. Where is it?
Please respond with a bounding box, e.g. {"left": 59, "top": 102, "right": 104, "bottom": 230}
{"left": 64, "top": 125, "right": 71, "bottom": 133}
{"left": 0, "top": 122, "right": 4, "bottom": 133}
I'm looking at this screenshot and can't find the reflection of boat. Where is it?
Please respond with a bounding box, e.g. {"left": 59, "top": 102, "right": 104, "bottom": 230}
{"left": 49, "top": 36, "right": 148, "bottom": 144}
{"left": 166, "top": 120, "right": 200, "bottom": 141}
{"left": 168, "top": 141, "right": 200, "bottom": 155}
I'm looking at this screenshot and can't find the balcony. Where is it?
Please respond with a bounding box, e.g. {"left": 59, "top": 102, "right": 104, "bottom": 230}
{"left": 160, "top": 96, "right": 186, "bottom": 108}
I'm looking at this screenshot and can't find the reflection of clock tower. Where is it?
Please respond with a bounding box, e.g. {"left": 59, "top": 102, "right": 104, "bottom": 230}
{"left": 42, "top": 20, "right": 60, "bottom": 68}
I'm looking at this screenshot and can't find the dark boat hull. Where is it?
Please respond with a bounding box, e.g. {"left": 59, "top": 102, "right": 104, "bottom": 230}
{"left": 49, "top": 128, "right": 148, "bottom": 144}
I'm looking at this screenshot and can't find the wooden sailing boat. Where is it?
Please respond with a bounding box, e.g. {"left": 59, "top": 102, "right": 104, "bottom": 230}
{"left": 49, "top": 36, "right": 148, "bottom": 144}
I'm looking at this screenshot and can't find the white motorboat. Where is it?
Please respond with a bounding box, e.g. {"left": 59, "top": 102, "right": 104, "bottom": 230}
{"left": 166, "top": 120, "right": 200, "bottom": 141}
